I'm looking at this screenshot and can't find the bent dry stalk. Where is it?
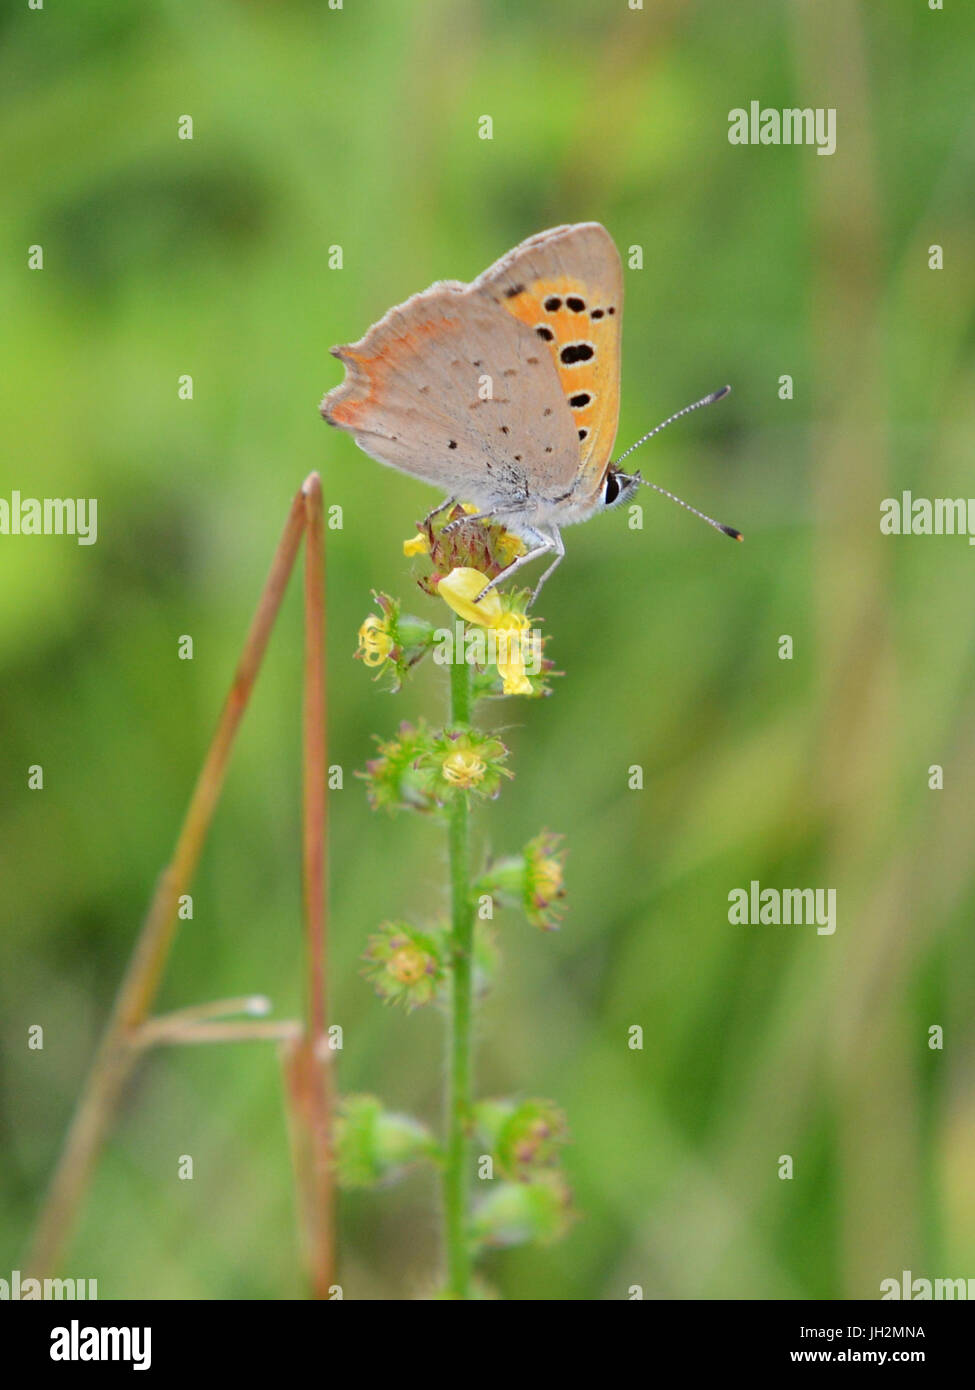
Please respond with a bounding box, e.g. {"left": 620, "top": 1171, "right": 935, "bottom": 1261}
{"left": 343, "top": 504, "right": 574, "bottom": 1299}
{"left": 26, "top": 475, "right": 335, "bottom": 1298}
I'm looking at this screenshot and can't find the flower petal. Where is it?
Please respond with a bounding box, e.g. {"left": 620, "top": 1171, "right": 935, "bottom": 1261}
{"left": 403, "top": 533, "right": 431, "bottom": 557}
{"left": 438, "top": 568, "right": 504, "bottom": 626}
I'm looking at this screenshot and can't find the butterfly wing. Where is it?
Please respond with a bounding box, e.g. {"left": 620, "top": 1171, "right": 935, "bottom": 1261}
{"left": 474, "top": 222, "right": 623, "bottom": 505}
{"left": 320, "top": 279, "right": 579, "bottom": 512}
{"left": 321, "top": 223, "right": 623, "bottom": 513}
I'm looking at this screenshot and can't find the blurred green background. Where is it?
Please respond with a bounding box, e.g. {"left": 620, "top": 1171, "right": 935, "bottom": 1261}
{"left": 3, "top": 0, "right": 975, "bottom": 1300}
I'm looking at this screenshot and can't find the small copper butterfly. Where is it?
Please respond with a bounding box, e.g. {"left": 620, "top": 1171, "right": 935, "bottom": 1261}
{"left": 321, "top": 223, "right": 740, "bottom": 600}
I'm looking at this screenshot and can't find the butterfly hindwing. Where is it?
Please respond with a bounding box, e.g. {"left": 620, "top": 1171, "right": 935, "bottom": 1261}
{"left": 320, "top": 281, "right": 580, "bottom": 507}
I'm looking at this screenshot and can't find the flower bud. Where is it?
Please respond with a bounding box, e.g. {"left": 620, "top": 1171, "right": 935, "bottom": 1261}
{"left": 358, "top": 720, "right": 439, "bottom": 815}
{"left": 418, "top": 728, "right": 513, "bottom": 804}
{"left": 335, "top": 1094, "right": 438, "bottom": 1189}
{"left": 478, "top": 831, "right": 567, "bottom": 930}
{"left": 362, "top": 921, "right": 446, "bottom": 1009}
{"left": 471, "top": 1173, "right": 574, "bottom": 1249}
{"left": 474, "top": 1097, "right": 569, "bottom": 1179}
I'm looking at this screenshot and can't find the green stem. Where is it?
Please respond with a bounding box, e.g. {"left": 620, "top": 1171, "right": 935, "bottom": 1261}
{"left": 444, "top": 654, "right": 474, "bottom": 1298}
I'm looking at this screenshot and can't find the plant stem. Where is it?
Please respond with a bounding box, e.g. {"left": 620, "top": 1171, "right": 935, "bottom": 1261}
{"left": 444, "top": 654, "right": 474, "bottom": 1298}
{"left": 298, "top": 472, "right": 336, "bottom": 1297}
{"left": 25, "top": 481, "right": 309, "bottom": 1278}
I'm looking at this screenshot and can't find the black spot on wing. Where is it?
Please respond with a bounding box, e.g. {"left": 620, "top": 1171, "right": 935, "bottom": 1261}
{"left": 560, "top": 343, "right": 594, "bottom": 365}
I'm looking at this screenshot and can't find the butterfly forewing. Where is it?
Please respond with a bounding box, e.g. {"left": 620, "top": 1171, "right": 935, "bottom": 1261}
{"left": 320, "top": 223, "right": 622, "bottom": 514}
{"left": 473, "top": 223, "right": 623, "bottom": 503}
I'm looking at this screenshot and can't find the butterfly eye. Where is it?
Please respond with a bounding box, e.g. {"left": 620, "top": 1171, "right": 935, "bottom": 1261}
{"left": 603, "top": 472, "right": 621, "bottom": 506}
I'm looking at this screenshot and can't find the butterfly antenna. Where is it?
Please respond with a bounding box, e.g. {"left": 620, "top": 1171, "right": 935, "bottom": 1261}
{"left": 613, "top": 385, "right": 742, "bottom": 541}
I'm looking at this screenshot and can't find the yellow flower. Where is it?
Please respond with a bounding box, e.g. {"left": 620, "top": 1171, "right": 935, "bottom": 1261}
{"left": 496, "top": 531, "right": 527, "bottom": 567}
{"left": 443, "top": 748, "right": 487, "bottom": 788}
{"left": 388, "top": 945, "right": 429, "bottom": 985}
{"left": 533, "top": 851, "right": 564, "bottom": 901}
{"left": 403, "top": 532, "right": 431, "bottom": 557}
{"left": 437, "top": 567, "right": 504, "bottom": 625}
{"left": 494, "top": 613, "right": 534, "bottom": 695}
{"left": 437, "top": 568, "right": 536, "bottom": 695}
{"left": 358, "top": 613, "right": 393, "bottom": 667}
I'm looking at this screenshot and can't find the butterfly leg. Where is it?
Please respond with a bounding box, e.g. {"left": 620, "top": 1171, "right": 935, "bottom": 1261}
{"left": 474, "top": 526, "right": 560, "bottom": 605}
{"left": 527, "top": 526, "right": 565, "bottom": 605}
{"left": 441, "top": 504, "right": 518, "bottom": 536}
{"left": 421, "top": 496, "right": 457, "bottom": 527}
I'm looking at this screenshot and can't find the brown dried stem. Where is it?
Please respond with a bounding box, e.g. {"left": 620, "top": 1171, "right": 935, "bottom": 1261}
{"left": 25, "top": 477, "right": 328, "bottom": 1284}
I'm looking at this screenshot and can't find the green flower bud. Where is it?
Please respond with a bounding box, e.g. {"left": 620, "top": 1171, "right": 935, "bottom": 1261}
{"left": 362, "top": 920, "right": 446, "bottom": 1009}
{"left": 471, "top": 1173, "right": 574, "bottom": 1249}
{"left": 418, "top": 727, "right": 513, "bottom": 804}
{"left": 336, "top": 1095, "right": 438, "bottom": 1189}
{"left": 478, "top": 831, "right": 567, "bottom": 930}
{"left": 358, "top": 720, "right": 439, "bottom": 815}
{"left": 474, "top": 1097, "right": 569, "bottom": 1179}
{"left": 412, "top": 504, "right": 523, "bottom": 600}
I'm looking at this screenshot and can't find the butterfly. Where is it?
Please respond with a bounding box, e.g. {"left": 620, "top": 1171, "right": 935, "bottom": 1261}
{"left": 320, "top": 222, "right": 739, "bottom": 601}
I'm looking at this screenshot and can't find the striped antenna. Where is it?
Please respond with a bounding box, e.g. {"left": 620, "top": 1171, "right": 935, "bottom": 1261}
{"left": 613, "top": 385, "right": 742, "bottom": 541}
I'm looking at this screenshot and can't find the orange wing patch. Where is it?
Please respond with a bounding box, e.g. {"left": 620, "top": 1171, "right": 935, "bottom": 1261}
{"left": 324, "top": 318, "right": 446, "bottom": 429}
{"left": 501, "top": 275, "right": 621, "bottom": 494}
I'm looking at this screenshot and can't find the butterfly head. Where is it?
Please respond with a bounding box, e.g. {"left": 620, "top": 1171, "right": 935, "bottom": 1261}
{"left": 601, "top": 467, "right": 642, "bottom": 511}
